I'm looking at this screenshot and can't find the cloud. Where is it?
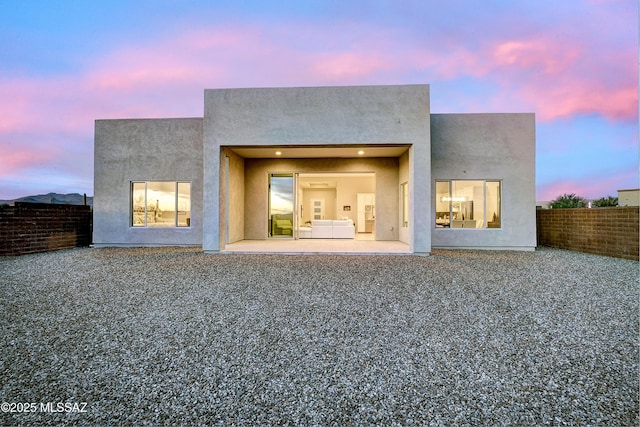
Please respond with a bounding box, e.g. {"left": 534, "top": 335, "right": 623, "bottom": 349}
{"left": 497, "top": 37, "right": 637, "bottom": 121}
{"left": 111, "top": 16, "right": 634, "bottom": 126}
{"left": 0, "top": 3, "right": 636, "bottom": 198}
{"left": 309, "top": 52, "right": 394, "bottom": 82}
{"left": 418, "top": 33, "right": 637, "bottom": 121}
{"left": 537, "top": 166, "right": 638, "bottom": 201}
{"left": 2, "top": 14, "right": 635, "bottom": 136}
{"left": 0, "top": 144, "right": 54, "bottom": 175}
{"left": 493, "top": 40, "right": 578, "bottom": 73}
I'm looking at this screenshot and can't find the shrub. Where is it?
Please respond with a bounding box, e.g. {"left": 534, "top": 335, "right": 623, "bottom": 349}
{"left": 550, "top": 193, "right": 588, "bottom": 208}
{"left": 592, "top": 196, "right": 618, "bottom": 207}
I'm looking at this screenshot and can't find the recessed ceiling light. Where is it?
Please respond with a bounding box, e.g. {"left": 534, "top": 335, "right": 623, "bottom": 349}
{"left": 275, "top": 151, "right": 282, "bottom": 156}
{"left": 357, "top": 150, "right": 365, "bottom": 155}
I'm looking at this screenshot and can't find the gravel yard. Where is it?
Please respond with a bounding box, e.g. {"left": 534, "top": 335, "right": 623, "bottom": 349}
{"left": 0, "top": 247, "right": 638, "bottom": 426}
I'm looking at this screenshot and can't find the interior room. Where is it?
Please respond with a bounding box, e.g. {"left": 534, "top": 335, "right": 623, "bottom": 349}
{"left": 227, "top": 151, "right": 405, "bottom": 244}
{"left": 297, "top": 173, "right": 375, "bottom": 240}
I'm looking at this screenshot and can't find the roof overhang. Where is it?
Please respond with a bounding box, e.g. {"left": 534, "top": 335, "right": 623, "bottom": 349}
{"left": 226, "top": 144, "right": 410, "bottom": 159}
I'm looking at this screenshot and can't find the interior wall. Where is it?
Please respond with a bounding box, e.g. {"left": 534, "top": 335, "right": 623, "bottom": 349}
{"left": 243, "top": 157, "right": 399, "bottom": 240}
{"left": 301, "top": 188, "right": 336, "bottom": 222}
{"left": 335, "top": 175, "right": 375, "bottom": 223}
{"left": 299, "top": 175, "right": 375, "bottom": 223}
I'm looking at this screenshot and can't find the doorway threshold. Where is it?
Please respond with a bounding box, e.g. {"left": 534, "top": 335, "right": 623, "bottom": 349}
{"left": 222, "top": 239, "right": 411, "bottom": 255}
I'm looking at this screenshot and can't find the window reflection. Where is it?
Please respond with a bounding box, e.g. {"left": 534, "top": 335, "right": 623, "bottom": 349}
{"left": 131, "top": 182, "right": 191, "bottom": 227}
{"left": 486, "top": 181, "right": 501, "bottom": 228}
{"left": 269, "top": 174, "right": 294, "bottom": 237}
{"left": 132, "top": 182, "right": 146, "bottom": 227}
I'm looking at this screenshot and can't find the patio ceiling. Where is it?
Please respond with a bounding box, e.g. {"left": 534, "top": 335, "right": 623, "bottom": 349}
{"left": 227, "top": 144, "right": 410, "bottom": 159}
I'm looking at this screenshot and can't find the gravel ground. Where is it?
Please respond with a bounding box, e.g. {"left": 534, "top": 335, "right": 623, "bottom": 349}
{"left": 0, "top": 247, "right": 638, "bottom": 426}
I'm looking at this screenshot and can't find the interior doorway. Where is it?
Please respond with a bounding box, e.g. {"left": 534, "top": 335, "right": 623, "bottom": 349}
{"left": 356, "top": 192, "right": 375, "bottom": 234}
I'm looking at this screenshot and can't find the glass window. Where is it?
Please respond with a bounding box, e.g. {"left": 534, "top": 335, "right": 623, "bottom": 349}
{"left": 435, "top": 180, "right": 501, "bottom": 229}
{"left": 132, "top": 182, "right": 146, "bottom": 227}
{"left": 269, "top": 174, "right": 294, "bottom": 237}
{"left": 435, "top": 181, "right": 451, "bottom": 227}
{"left": 131, "top": 182, "right": 191, "bottom": 227}
{"left": 486, "top": 180, "right": 501, "bottom": 228}
{"left": 177, "top": 182, "right": 191, "bottom": 227}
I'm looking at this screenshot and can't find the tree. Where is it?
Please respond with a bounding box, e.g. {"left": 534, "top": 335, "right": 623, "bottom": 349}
{"left": 592, "top": 196, "right": 618, "bottom": 207}
{"left": 549, "top": 193, "right": 588, "bottom": 208}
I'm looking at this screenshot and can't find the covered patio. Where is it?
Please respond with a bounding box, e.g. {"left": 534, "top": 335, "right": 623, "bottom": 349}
{"left": 221, "top": 238, "right": 412, "bottom": 255}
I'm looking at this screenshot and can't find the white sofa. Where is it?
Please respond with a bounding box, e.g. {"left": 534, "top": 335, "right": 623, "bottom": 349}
{"left": 301, "top": 219, "right": 355, "bottom": 239}
{"left": 331, "top": 219, "right": 355, "bottom": 238}
{"left": 298, "top": 227, "right": 312, "bottom": 238}
{"left": 311, "top": 220, "right": 333, "bottom": 238}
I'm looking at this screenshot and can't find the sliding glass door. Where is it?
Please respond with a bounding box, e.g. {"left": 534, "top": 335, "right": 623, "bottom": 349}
{"left": 269, "top": 173, "right": 296, "bottom": 238}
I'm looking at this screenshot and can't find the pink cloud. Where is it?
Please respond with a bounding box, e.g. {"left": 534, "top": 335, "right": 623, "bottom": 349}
{"left": 0, "top": 144, "right": 56, "bottom": 175}
{"left": 538, "top": 167, "right": 638, "bottom": 201}
{"left": 88, "top": 25, "right": 297, "bottom": 91}
{"left": 521, "top": 81, "right": 637, "bottom": 122}
{"left": 309, "top": 52, "right": 393, "bottom": 81}
{"left": 1, "top": 17, "right": 636, "bottom": 191}
{"left": 491, "top": 35, "right": 637, "bottom": 121}
{"left": 493, "top": 40, "right": 581, "bottom": 74}
{"left": 0, "top": 25, "right": 279, "bottom": 184}
{"left": 2, "top": 20, "right": 635, "bottom": 141}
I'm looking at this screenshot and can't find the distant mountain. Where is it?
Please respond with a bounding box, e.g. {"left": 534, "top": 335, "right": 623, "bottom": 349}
{"left": 0, "top": 193, "right": 93, "bottom": 207}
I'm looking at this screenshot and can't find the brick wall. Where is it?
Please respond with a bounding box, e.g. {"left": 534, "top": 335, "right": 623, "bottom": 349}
{"left": 0, "top": 203, "right": 92, "bottom": 256}
{"left": 537, "top": 207, "right": 639, "bottom": 261}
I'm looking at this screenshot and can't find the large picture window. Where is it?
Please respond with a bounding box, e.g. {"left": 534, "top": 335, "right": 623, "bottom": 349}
{"left": 435, "top": 180, "right": 501, "bottom": 229}
{"left": 132, "top": 181, "right": 191, "bottom": 227}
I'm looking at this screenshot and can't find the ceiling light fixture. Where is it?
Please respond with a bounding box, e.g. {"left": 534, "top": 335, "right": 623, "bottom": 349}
{"left": 275, "top": 151, "right": 282, "bottom": 156}
{"left": 357, "top": 150, "right": 365, "bottom": 155}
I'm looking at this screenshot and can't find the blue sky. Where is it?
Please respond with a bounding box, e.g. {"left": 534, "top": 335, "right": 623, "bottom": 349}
{"left": 0, "top": 0, "right": 637, "bottom": 201}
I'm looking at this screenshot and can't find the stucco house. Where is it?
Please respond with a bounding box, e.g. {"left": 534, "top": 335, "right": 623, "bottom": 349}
{"left": 93, "top": 84, "right": 536, "bottom": 254}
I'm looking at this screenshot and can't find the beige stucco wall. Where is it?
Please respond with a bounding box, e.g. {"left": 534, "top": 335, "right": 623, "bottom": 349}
{"left": 398, "top": 150, "right": 410, "bottom": 244}
{"left": 203, "top": 85, "right": 431, "bottom": 252}
{"left": 242, "top": 158, "right": 399, "bottom": 240}
{"left": 92, "top": 86, "right": 538, "bottom": 253}
{"left": 332, "top": 175, "right": 375, "bottom": 223}
{"left": 618, "top": 189, "right": 640, "bottom": 207}
{"left": 93, "top": 118, "right": 203, "bottom": 247}
{"left": 430, "top": 113, "right": 536, "bottom": 250}
{"left": 301, "top": 188, "right": 337, "bottom": 221}
{"left": 221, "top": 148, "right": 245, "bottom": 244}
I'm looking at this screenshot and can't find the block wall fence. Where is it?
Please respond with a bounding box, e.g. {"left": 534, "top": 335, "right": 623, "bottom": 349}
{"left": 2, "top": 203, "right": 638, "bottom": 259}
{"left": 537, "top": 207, "right": 639, "bottom": 261}
{"left": 0, "top": 203, "right": 92, "bottom": 256}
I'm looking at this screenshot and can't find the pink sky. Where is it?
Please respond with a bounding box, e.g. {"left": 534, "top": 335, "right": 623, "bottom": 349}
{"left": 0, "top": 1, "right": 637, "bottom": 201}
